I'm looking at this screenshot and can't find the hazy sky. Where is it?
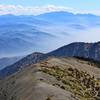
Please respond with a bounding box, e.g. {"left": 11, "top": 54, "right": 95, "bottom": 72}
{"left": 0, "top": 0, "right": 99, "bottom": 10}
{"left": 0, "top": 0, "right": 100, "bottom": 15}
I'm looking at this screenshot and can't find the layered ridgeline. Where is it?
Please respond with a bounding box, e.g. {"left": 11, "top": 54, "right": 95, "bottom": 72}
{"left": 1, "top": 42, "right": 100, "bottom": 78}
{"left": 1, "top": 12, "right": 100, "bottom": 57}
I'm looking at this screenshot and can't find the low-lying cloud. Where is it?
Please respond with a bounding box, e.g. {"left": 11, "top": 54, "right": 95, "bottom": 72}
{"left": 0, "top": 5, "right": 73, "bottom": 15}
{"left": 0, "top": 4, "right": 100, "bottom": 15}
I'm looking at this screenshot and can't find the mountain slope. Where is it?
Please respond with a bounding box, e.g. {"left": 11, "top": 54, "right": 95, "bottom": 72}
{"left": 0, "top": 56, "right": 22, "bottom": 70}
{"left": 47, "top": 42, "right": 100, "bottom": 61}
{"left": 1, "top": 42, "right": 100, "bottom": 78}
{"left": 0, "top": 57, "right": 100, "bottom": 100}
{"left": 0, "top": 52, "right": 43, "bottom": 78}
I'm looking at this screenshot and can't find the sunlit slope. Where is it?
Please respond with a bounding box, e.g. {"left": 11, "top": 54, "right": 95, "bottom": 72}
{"left": 0, "top": 57, "right": 100, "bottom": 100}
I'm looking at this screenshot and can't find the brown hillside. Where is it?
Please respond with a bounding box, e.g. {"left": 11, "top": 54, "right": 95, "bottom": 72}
{"left": 0, "top": 57, "right": 100, "bottom": 100}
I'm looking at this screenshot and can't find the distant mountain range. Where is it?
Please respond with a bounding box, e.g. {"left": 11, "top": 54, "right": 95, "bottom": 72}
{"left": 1, "top": 41, "right": 100, "bottom": 78}
{"left": 0, "top": 12, "right": 100, "bottom": 57}
{"left": 1, "top": 11, "right": 100, "bottom": 100}
{"left": 36, "top": 12, "right": 100, "bottom": 26}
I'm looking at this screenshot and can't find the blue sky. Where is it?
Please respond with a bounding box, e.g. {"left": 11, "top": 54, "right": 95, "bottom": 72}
{"left": 0, "top": 0, "right": 100, "bottom": 10}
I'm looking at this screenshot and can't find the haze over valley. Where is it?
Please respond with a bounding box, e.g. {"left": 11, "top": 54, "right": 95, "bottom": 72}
{"left": 0, "top": 11, "right": 100, "bottom": 58}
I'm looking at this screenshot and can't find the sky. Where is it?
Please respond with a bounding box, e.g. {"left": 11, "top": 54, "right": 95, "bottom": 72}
{"left": 0, "top": 0, "right": 99, "bottom": 9}
{"left": 0, "top": 0, "right": 100, "bottom": 15}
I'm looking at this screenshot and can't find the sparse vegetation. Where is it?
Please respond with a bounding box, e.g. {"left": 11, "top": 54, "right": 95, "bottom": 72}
{"left": 41, "top": 64, "right": 100, "bottom": 99}
{"left": 0, "top": 88, "right": 16, "bottom": 100}
{"left": 74, "top": 56, "right": 100, "bottom": 68}
{"left": 1, "top": 57, "right": 100, "bottom": 100}
{"left": 46, "top": 97, "right": 52, "bottom": 100}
